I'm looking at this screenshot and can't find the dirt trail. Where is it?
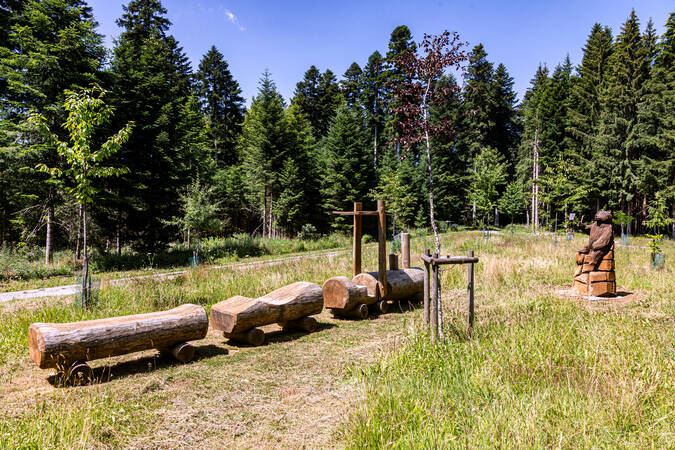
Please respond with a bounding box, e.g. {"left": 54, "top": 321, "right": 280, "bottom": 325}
{"left": 1, "top": 306, "right": 416, "bottom": 448}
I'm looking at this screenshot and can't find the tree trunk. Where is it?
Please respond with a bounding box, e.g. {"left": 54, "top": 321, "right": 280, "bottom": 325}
{"left": 352, "top": 268, "right": 425, "bottom": 301}
{"left": 262, "top": 187, "right": 267, "bottom": 238}
{"left": 627, "top": 201, "right": 632, "bottom": 236}
{"left": 45, "top": 206, "right": 53, "bottom": 265}
{"left": 209, "top": 281, "right": 323, "bottom": 334}
{"left": 116, "top": 218, "right": 121, "bottom": 256}
{"left": 28, "top": 304, "right": 208, "bottom": 369}
{"left": 81, "top": 202, "right": 89, "bottom": 307}
{"left": 373, "top": 123, "right": 378, "bottom": 168}
{"left": 76, "top": 204, "right": 82, "bottom": 259}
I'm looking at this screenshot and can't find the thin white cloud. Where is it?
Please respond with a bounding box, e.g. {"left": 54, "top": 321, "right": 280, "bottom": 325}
{"left": 225, "top": 9, "right": 245, "bottom": 31}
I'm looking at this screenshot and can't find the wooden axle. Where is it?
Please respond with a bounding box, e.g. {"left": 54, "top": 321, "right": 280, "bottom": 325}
{"left": 279, "top": 316, "right": 318, "bottom": 333}
{"left": 330, "top": 303, "right": 369, "bottom": 320}
{"left": 224, "top": 328, "right": 265, "bottom": 346}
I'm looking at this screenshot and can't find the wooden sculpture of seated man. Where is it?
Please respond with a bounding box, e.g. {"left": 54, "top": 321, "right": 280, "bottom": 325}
{"left": 573, "top": 210, "right": 616, "bottom": 297}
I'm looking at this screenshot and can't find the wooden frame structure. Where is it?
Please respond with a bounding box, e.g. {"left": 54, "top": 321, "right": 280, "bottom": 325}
{"left": 420, "top": 249, "right": 479, "bottom": 341}
{"left": 333, "top": 200, "right": 388, "bottom": 297}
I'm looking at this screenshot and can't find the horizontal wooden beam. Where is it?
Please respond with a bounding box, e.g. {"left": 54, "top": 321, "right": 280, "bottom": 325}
{"left": 419, "top": 254, "right": 479, "bottom": 265}
{"left": 332, "top": 210, "right": 379, "bottom": 216}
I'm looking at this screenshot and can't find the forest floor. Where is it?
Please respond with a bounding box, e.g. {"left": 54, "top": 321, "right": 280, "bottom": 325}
{"left": 0, "top": 232, "right": 673, "bottom": 448}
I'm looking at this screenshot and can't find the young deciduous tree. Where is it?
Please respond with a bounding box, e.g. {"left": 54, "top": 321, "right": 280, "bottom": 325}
{"left": 469, "top": 147, "right": 507, "bottom": 229}
{"left": 28, "top": 85, "right": 133, "bottom": 306}
{"left": 389, "top": 31, "right": 468, "bottom": 253}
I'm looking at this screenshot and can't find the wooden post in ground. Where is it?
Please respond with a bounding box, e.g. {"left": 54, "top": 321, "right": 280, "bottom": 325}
{"left": 377, "top": 200, "right": 387, "bottom": 298}
{"left": 423, "top": 248, "right": 430, "bottom": 329}
{"left": 467, "top": 250, "right": 475, "bottom": 331}
{"left": 353, "top": 202, "right": 362, "bottom": 276}
{"left": 431, "top": 252, "right": 439, "bottom": 342}
{"left": 401, "top": 233, "right": 410, "bottom": 269}
{"left": 388, "top": 253, "right": 399, "bottom": 270}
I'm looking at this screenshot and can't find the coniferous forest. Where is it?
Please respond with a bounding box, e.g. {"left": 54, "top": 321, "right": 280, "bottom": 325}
{"left": 1, "top": 0, "right": 673, "bottom": 260}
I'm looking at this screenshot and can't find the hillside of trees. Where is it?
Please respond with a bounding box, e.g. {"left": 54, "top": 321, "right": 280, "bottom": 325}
{"left": 1, "top": 0, "right": 673, "bottom": 258}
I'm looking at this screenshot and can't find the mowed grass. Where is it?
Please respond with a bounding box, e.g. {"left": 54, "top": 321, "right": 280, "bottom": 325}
{"left": 345, "top": 233, "right": 674, "bottom": 448}
{"left": 0, "top": 231, "right": 673, "bottom": 448}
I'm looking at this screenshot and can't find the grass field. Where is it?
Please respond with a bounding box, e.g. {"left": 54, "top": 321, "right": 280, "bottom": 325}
{"left": 0, "top": 232, "right": 672, "bottom": 448}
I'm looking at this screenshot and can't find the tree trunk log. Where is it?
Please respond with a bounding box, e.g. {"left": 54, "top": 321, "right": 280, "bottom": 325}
{"left": 210, "top": 281, "right": 323, "bottom": 334}
{"left": 29, "top": 304, "right": 208, "bottom": 369}
{"left": 322, "top": 276, "right": 370, "bottom": 310}
{"left": 352, "top": 268, "right": 424, "bottom": 301}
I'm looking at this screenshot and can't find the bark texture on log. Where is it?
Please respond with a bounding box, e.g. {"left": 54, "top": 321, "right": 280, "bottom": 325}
{"left": 352, "top": 268, "right": 424, "bottom": 301}
{"left": 322, "top": 276, "right": 370, "bottom": 310}
{"left": 29, "top": 304, "right": 208, "bottom": 369}
{"left": 210, "top": 281, "right": 323, "bottom": 334}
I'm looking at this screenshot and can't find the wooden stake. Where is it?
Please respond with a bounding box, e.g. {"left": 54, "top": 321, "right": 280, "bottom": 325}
{"left": 431, "top": 252, "right": 439, "bottom": 342}
{"left": 377, "top": 200, "right": 387, "bottom": 298}
{"left": 467, "top": 250, "right": 475, "bottom": 331}
{"left": 353, "top": 202, "right": 362, "bottom": 276}
{"left": 388, "top": 253, "right": 399, "bottom": 271}
{"left": 423, "top": 248, "right": 430, "bottom": 328}
{"left": 401, "top": 233, "right": 410, "bottom": 268}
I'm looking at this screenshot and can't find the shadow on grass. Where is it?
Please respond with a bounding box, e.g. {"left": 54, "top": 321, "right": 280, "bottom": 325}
{"left": 225, "top": 321, "right": 338, "bottom": 348}
{"left": 47, "top": 343, "right": 230, "bottom": 387}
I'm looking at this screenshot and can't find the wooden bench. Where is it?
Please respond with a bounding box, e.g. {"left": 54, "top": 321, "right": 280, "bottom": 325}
{"left": 29, "top": 304, "right": 208, "bottom": 385}
{"left": 209, "top": 281, "right": 323, "bottom": 346}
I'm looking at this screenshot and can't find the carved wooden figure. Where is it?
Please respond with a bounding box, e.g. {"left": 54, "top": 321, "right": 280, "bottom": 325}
{"left": 573, "top": 211, "right": 616, "bottom": 297}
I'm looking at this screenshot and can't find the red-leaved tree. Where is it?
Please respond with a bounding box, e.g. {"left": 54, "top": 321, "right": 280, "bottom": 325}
{"left": 389, "top": 31, "right": 468, "bottom": 253}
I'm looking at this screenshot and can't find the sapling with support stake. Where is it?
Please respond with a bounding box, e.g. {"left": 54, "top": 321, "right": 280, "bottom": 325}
{"left": 389, "top": 30, "right": 469, "bottom": 338}
{"left": 28, "top": 85, "right": 133, "bottom": 307}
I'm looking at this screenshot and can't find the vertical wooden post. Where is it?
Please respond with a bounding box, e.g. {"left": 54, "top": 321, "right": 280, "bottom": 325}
{"left": 401, "top": 232, "right": 410, "bottom": 269}
{"left": 467, "top": 250, "right": 475, "bottom": 331}
{"left": 423, "top": 248, "right": 430, "bottom": 329}
{"left": 353, "top": 202, "right": 362, "bottom": 276}
{"left": 377, "top": 200, "right": 387, "bottom": 298}
{"left": 388, "top": 253, "right": 398, "bottom": 271}
{"left": 431, "top": 252, "right": 439, "bottom": 342}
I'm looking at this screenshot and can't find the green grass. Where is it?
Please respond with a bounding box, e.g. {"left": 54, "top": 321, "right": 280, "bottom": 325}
{"left": 0, "top": 233, "right": 352, "bottom": 292}
{"left": 0, "top": 231, "right": 673, "bottom": 447}
{"left": 345, "top": 232, "right": 674, "bottom": 448}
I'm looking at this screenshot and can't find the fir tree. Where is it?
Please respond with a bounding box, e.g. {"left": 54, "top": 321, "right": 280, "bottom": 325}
{"left": 361, "top": 51, "right": 386, "bottom": 167}
{"left": 239, "top": 71, "right": 288, "bottom": 237}
{"left": 195, "top": 45, "right": 245, "bottom": 166}
{"left": 491, "top": 63, "right": 520, "bottom": 172}
{"left": 109, "top": 0, "right": 208, "bottom": 250}
{"left": 292, "top": 66, "right": 342, "bottom": 137}
{"left": 320, "top": 104, "right": 375, "bottom": 231}
{"left": 595, "top": 10, "right": 649, "bottom": 229}
{"left": 341, "top": 62, "right": 363, "bottom": 109}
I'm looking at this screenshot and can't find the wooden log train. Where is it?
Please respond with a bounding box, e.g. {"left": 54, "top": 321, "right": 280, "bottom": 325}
{"left": 27, "top": 246, "right": 426, "bottom": 385}
{"left": 27, "top": 203, "right": 480, "bottom": 386}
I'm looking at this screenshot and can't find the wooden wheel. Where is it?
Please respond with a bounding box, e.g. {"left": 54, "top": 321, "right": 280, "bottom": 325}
{"left": 67, "top": 361, "right": 93, "bottom": 386}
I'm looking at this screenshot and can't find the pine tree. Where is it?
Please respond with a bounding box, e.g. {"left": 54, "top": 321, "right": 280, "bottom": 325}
{"left": 108, "top": 0, "right": 209, "bottom": 250}
{"left": 0, "top": 0, "right": 105, "bottom": 250}
{"left": 239, "top": 71, "right": 288, "bottom": 237}
{"left": 361, "top": 51, "right": 386, "bottom": 167}
{"left": 516, "top": 64, "right": 550, "bottom": 228}
{"left": 276, "top": 102, "right": 321, "bottom": 234}
{"left": 491, "top": 63, "right": 520, "bottom": 172}
{"left": 195, "top": 45, "right": 245, "bottom": 166}
{"left": 292, "top": 66, "right": 342, "bottom": 137}
{"left": 635, "top": 12, "right": 675, "bottom": 236}
{"left": 320, "top": 104, "right": 375, "bottom": 231}
{"left": 383, "top": 25, "right": 417, "bottom": 160}
{"left": 341, "top": 62, "right": 363, "bottom": 109}
{"left": 595, "top": 10, "right": 649, "bottom": 230}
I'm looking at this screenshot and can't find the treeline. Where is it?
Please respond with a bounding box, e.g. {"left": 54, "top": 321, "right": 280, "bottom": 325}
{"left": 0, "top": 0, "right": 673, "bottom": 257}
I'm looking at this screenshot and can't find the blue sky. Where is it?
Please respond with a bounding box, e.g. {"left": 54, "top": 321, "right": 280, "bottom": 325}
{"left": 88, "top": 1, "right": 673, "bottom": 105}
